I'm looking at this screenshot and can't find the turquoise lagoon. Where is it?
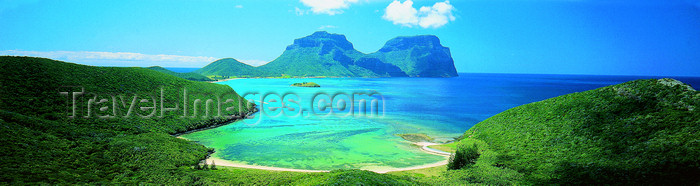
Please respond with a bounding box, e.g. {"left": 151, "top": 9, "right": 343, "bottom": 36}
{"left": 181, "top": 73, "right": 700, "bottom": 170}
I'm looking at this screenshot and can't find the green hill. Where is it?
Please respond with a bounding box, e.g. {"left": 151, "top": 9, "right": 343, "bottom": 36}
{"left": 192, "top": 58, "right": 261, "bottom": 77}
{"left": 145, "top": 66, "right": 211, "bottom": 81}
{"left": 0, "top": 56, "right": 256, "bottom": 184}
{"left": 0, "top": 56, "right": 424, "bottom": 185}
{"left": 195, "top": 31, "right": 456, "bottom": 78}
{"left": 450, "top": 78, "right": 699, "bottom": 184}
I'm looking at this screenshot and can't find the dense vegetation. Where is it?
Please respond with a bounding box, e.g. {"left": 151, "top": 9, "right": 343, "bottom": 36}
{"left": 2, "top": 56, "right": 697, "bottom": 184}
{"left": 0, "top": 56, "right": 434, "bottom": 185}
{"left": 447, "top": 144, "right": 479, "bottom": 170}
{"left": 193, "top": 168, "right": 423, "bottom": 185}
{"left": 0, "top": 57, "right": 256, "bottom": 184}
{"left": 455, "top": 78, "right": 699, "bottom": 184}
{"left": 408, "top": 138, "right": 524, "bottom": 185}
{"left": 145, "top": 66, "right": 211, "bottom": 81}
{"left": 194, "top": 31, "right": 457, "bottom": 78}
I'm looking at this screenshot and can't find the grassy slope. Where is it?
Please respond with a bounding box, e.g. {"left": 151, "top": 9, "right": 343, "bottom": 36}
{"left": 0, "top": 57, "right": 426, "bottom": 185}
{"left": 459, "top": 78, "right": 699, "bottom": 184}
{"left": 145, "top": 66, "right": 211, "bottom": 81}
{"left": 390, "top": 138, "right": 524, "bottom": 185}
{"left": 0, "top": 57, "right": 254, "bottom": 184}
{"left": 195, "top": 168, "right": 422, "bottom": 185}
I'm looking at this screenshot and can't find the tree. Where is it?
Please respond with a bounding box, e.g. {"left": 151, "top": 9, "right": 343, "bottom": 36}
{"left": 448, "top": 143, "right": 480, "bottom": 170}
{"left": 201, "top": 161, "right": 209, "bottom": 170}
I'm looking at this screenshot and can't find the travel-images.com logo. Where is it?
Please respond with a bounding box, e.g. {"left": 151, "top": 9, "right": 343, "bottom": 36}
{"left": 59, "top": 86, "right": 385, "bottom": 126}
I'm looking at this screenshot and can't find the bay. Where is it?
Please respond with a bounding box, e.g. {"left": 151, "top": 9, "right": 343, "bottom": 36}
{"left": 181, "top": 73, "right": 700, "bottom": 170}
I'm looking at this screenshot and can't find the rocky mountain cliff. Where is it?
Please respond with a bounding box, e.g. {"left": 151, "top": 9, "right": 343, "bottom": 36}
{"left": 370, "top": 35, "right": 458, "bottom": 77}
{"left": 196, "top": 31, "right": 458, "bottom": 78}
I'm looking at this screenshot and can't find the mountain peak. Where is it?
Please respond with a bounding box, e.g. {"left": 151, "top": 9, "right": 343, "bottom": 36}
{"left": 379, "top": 35, "right": 443, "bottom": 52}
{"left": 311, "top": 31, "right": 331, "bottom": 36}
{"left": 286, "top": 31, "right": 355, "bottom": 51}
{"left": 198, "top": 32, "right": 458, "bottom": 78}
{"left": 371, "top": 34, "right": 457, "bottom": 77}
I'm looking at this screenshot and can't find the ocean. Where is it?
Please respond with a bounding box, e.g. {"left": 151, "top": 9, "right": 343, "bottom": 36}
{"left": 181, "top": 73, "right": 700, "bottom": 170}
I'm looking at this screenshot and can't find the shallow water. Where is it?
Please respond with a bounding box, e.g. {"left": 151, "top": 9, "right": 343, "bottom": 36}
{"left": 181, "top": 73, "right": 700, "bottom": 170}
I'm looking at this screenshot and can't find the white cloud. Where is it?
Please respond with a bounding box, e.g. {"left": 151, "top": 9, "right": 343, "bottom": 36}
{"left": 239, "top": 59, "right": 269, "bottom": 67}
{"left": 318, "top": 25, "right": 338, "bottom": 29}
{"left": 0, "top": 50, "right": 217, "bottom": 68}
{"left": 383, "top": 0, "right": 455, "bottom": 28}
{"left": 235, "top": 5, "right": 243, "bottom": 8}
{"left": 299, "top": 0, "right": 359, "bottom": 15}
{"left": 383, "top": 0, "right": 419, "bottom": 26}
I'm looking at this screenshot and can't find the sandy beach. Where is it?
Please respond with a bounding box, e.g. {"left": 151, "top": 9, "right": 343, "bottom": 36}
{"left": 193, "top": 140, "right": 452, "bottom": 173}
{"left": 369, "top": 142, "right": 451, "bottom": 173}
{"left": 414, "top": 142, "right": 452, "bottom": 156}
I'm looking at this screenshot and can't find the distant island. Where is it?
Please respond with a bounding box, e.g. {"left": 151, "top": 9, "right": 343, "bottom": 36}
{"left": 194, "top": 31, "right": 459, "bottom": 78}
{"left": 291, "top": 82, "right": 320, "bottom": 87}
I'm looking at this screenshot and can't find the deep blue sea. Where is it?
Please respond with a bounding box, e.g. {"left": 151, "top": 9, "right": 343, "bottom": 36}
{"left": 182, "top": 73, "right": 700, "bottom": 170}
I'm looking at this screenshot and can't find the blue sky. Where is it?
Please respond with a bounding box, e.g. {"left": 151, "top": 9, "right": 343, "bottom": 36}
{"left": 1, "top": 0, "right": 699, "bottom": 76}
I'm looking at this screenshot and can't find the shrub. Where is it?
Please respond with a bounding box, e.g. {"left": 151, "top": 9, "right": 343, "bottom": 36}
{"left": 448, "top": 143, "right": 480, "bottom": 170}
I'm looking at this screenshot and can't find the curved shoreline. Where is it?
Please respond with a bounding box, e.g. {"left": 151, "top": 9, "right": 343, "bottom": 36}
{"left": 190, "top": 140, "right": 451, "bottom": 173}
{"left": 171, "top": 107, "right": 259, "bottom": 137}
{"left": 172, "top": 101, "right": 451, "bottom": 173}
{"left": 415, "top": 142, "right": 452, "bottom": 156}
